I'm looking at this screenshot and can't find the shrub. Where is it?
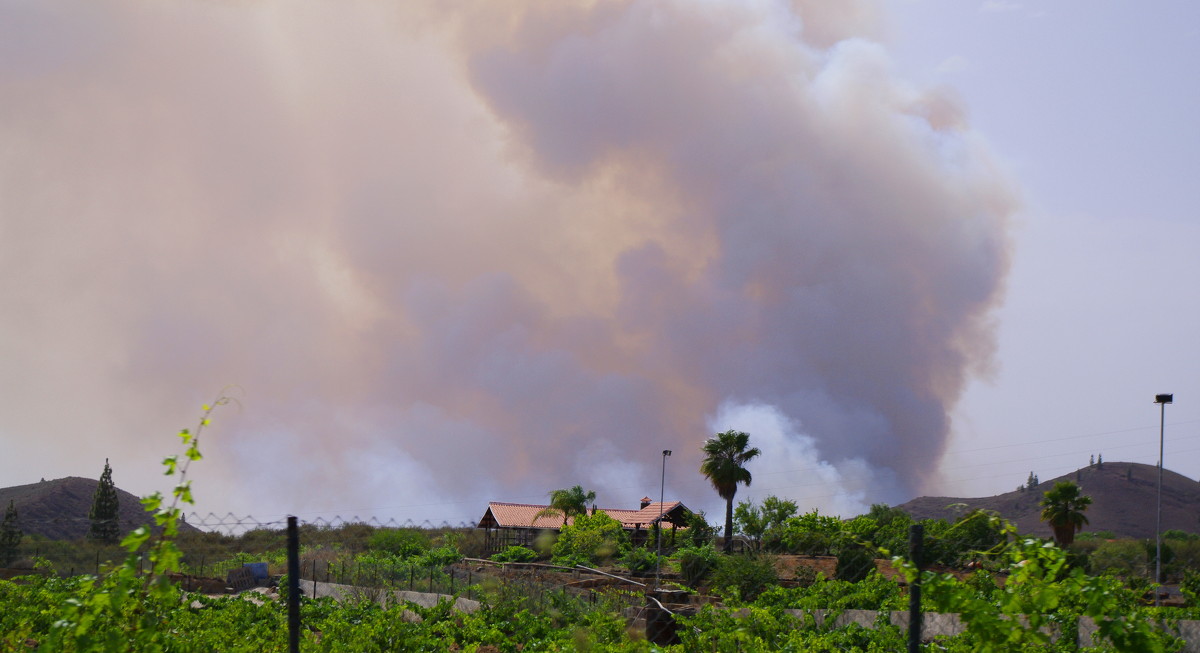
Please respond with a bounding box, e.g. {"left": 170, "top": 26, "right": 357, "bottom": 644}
{"left": 833, "top": 543, "right": 875, "bottom": 583}
{"left": 620, "top": 547, "right": 665, "bottom": 575}
{"left": 1182, "top": 570, "right": 1200, "bottom": 607}
{"left": 368, "top": 528, "right": 429, "bottom": 558}
{"left": 709, "top": 553, "right": 778, "bottom": 602}
{"left": 551, "top": 512, "right": 629, "bottom": 567}
{"left": 675, "top": 544, "right": 720, "bottom": 588}
{"left": 683, "top": 511, "right": 718, "bottom": 547}
{"left": 418, "top": 544, "right": 462, "bottom": 567}
{"left": 491, "top": 546, "right": 538, "bottom": 563}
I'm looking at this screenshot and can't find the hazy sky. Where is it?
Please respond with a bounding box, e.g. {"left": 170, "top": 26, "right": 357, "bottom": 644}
{"left": 1, "top": 0, "right": 1196, "bottom": 526}
{"left": 883, "top": 1, "right": 1200, "bottom": 501}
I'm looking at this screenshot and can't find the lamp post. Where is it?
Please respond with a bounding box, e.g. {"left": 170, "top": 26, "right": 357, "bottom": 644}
{"left": 1154, "top": 393, "right": 1173, "bottom": 605}
{"left": 655, "top": 449, "right": 672, "bottom": 590}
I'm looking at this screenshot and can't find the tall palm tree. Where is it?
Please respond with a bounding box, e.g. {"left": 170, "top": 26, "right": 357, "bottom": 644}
{"left": 1039, "top": 481, "right": 1092, "bottom": 547}
{"left": 700, "top": 430, "right": 761, "bottom": 553}
{"left": 534, "top": 485, "right": 597, "bottom": 527}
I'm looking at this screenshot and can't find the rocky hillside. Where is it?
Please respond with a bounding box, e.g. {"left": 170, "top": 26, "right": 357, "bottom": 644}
{"left": 898, "top": 462, "right": 1200, "bottom": 540}
{"left": 0, "top": 476, "right": 198, "bottom": 541}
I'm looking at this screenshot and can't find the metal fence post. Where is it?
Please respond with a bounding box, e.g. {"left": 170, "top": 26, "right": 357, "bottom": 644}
{"left": 908, "top": 523, "right": 923, "bottom": 653}
{"left": 287, "top": 516, "right": 300, "bottom": 653}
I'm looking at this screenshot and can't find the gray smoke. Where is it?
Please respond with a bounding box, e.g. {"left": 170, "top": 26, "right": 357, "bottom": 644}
{"left": 0, "top": 0, "right": 1014, "bottom": 522}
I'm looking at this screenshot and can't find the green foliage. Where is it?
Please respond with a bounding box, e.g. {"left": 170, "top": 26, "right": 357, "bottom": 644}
{"left": 1040, "top": 480, "right": 1092, "bottom": 547}
{"left": 675, "top": 544, "right": 720, "bottom": 588}
{"left": 417, "top": 543, "right": 462, "bottom": 567}
{"left": 755, "top": 570, "right": 904, "bottom": 611}
{"left": 87, "top": 459, "right": 121, "bottom": 544}
{"left": 1182, "top": 570, "right": 1200, "bottom": 608}
{"left": 1165, "top": 529, "right": 1200, "bottom": 542}
{"left": 0, "top": 500, "right": 20, "bottom": 566}
{"left": 490, "top": 545, "right": 538, "bottom": 563}
{"left": 1089, "top": 539, "right": 1149, "bottom": 579}
{"left": 833, "top": 542, "right": 875, "bottom": 583}
{"left": 735, "top": 495, "right": 798, "bottom": 552}
{"left": 780, "top": 509, "right": 842, "bottom": 555}
{"left": 895, "top": 518, "right": 1180, "bottom": 652}
{"left": 734, "top": 500, "right": 767, "bottom": 548}
{"left": 534, "top": 485, "right": 596, "bottom": 526}
{"left": 367, "top": 528, "right": 429, "bottom": 558}
{"left": 709, "top": 553, "right": 778, "bottom": 602}
{"left": 866, "top": 503, "right": 909, "bottom": 527}
{"left": 700, "top": 429, "right": 761, "bottom": 552}
{"left": 31, "top": 396, "right": 232, "bottom": 651}
{"left": 619, "top": 546, "right": 664, "bottom": 575}
{"left": 550, "top": 511, "right": 628, "bottom": 567}
{"left": 678, "top": 603, "right": 907, "bottom": 651}
{"left": 683, "top": 509, "right": 717, "bottom": 547}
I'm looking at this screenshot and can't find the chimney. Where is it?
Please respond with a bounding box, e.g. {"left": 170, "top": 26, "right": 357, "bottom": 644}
{"left": 640, "top": 496, "right": 652, "bottom": 509}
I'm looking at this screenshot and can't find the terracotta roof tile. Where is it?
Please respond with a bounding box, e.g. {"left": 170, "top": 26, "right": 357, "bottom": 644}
{"left": 478, "top": 500, "right": 690, "bottom": 530}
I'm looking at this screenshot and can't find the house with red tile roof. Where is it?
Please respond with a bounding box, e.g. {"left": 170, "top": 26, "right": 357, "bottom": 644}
{"left": 477, "top": 497, "right": 694, "bottom": 554}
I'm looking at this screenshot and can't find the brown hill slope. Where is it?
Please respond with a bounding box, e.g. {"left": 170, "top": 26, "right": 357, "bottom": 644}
{"left": 0, "top": 476, "right": 196, "bottom": 541}
{"left": 898, "top": 462, "right": 1200, "bottom": 540}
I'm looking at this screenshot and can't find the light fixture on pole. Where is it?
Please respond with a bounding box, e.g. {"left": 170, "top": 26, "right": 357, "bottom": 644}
{"left": 655, "top": 449, "right": 672, "bottom": 590}
{"left": 1154, "top": 393, "right": 1173, "bottom": 606}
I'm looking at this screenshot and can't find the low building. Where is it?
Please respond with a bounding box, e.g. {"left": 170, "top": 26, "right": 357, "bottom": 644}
{"left": 477, "top": 497, "right": 693, "bottom": 555}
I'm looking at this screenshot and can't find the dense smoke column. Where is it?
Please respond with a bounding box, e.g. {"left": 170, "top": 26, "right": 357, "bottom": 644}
{"left": 0, "top": 0, "right": 1013, "bottom": 518}
{"left": 460, "top": 0, "right": 1014, "bottom": 497}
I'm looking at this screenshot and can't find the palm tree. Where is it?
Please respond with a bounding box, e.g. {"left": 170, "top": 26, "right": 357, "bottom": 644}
{"left": 700, "top": 430, "right": 761, "bottom": 553}
{"left": 534, "top": 485, "right": 597, "bottom": 527}
{"left": 1039, "top": 481, "right": 1092, "bottom": 547}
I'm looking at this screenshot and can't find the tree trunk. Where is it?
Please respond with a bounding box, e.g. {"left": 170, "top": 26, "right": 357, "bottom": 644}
{"left": 724, "top": 497, "right": 734, "bottom": 553}
{"left": 1054, "top": 523, "right": 1074, "bottom": 547}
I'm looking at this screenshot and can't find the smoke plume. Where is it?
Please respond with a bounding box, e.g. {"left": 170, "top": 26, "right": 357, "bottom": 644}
{"left": 0, "top": 0, "right": 1014, "bottom": 522}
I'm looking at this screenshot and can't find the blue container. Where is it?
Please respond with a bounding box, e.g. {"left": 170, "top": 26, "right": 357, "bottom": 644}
{"left": 244, "top": 562, "right": 269, "bottom": 580}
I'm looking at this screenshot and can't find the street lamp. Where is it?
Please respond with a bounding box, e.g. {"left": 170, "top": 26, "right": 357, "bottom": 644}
{"left": 655, "top": 449, "right": 672, "bottom": 590}
{"left": 1154, "top": 393, "right": 1173, "bottom": 605}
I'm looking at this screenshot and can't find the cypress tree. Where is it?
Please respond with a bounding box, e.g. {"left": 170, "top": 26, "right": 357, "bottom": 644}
{"left": 88, "top": 458, "right": 121, "bottom": 543}
{"left": 1, "top": 500, "right": 21, "bottom": 566}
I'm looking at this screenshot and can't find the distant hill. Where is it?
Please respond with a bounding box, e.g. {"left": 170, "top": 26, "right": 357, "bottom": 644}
{"left": 898, "top": 462, "right": 1200, "bottom": 540}
{"left": 0, "top": 476, "right": 198, "bottom": 541}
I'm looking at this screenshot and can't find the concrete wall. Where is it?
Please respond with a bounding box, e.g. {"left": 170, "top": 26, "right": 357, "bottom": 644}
{"left": 777, "top": 608, "right": 1198, "bottom": 652}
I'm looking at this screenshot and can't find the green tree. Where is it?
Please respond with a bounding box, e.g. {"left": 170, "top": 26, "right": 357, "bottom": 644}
{"left": 736, "top": 495, "right": 798, "bottom": 551}
{"left": 88, "top": 458, "right": 121, "bottom": 544}
{"left": 700, "top": 430, "right": 761, "bottom": 553}
{"left": 1, "top": 500, "right": 21, "bottom": 566}
{"left": 534, "top": 485, "right": 596, "bottom": 527}
{"left": 733, "top": 501, "right": 767, "bottom": 550}
{"left": 551, "top": 511, "right": 629, "bottom": 566}
{"left": 1039, "top": 480, "right": 1092, "bottom": 547}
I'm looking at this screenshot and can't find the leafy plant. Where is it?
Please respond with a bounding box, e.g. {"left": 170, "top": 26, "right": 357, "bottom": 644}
{"left": 491, "top": 545, "right": 538, "bottom": 563}
{"left": 675, "top": 544, "right": 720, "bottom": 588}
{"left": 36, "top": 395, "right": 232, "bottom": 651}
{"left": 534, "top": 485, "right": 596, "bottom": 527}
{"left": 1182, "top": 570, "right": 1200, "bottom": 608}
{"left": 550, "top": 511, "right": 628, "bottom": 567}
{"left": 700, "top": 430, "right": 761, "bottom": 553}
{"left": 709, "top": 553, "right": 778, "bottom": 602}
{"left": 1040, "top": 480, "right": 1092, "bottom": 547}
{"left": 895, "top": 518, "right": 1179, "bottom": 652}
{"left": 368, "top": 528, "right": 429, "bottom": 558}
{"left": 620, "top": 546, "right": 664, "bottom": 575}
{"left": 833, "top": 542, "right": 875, "bottom": 583}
